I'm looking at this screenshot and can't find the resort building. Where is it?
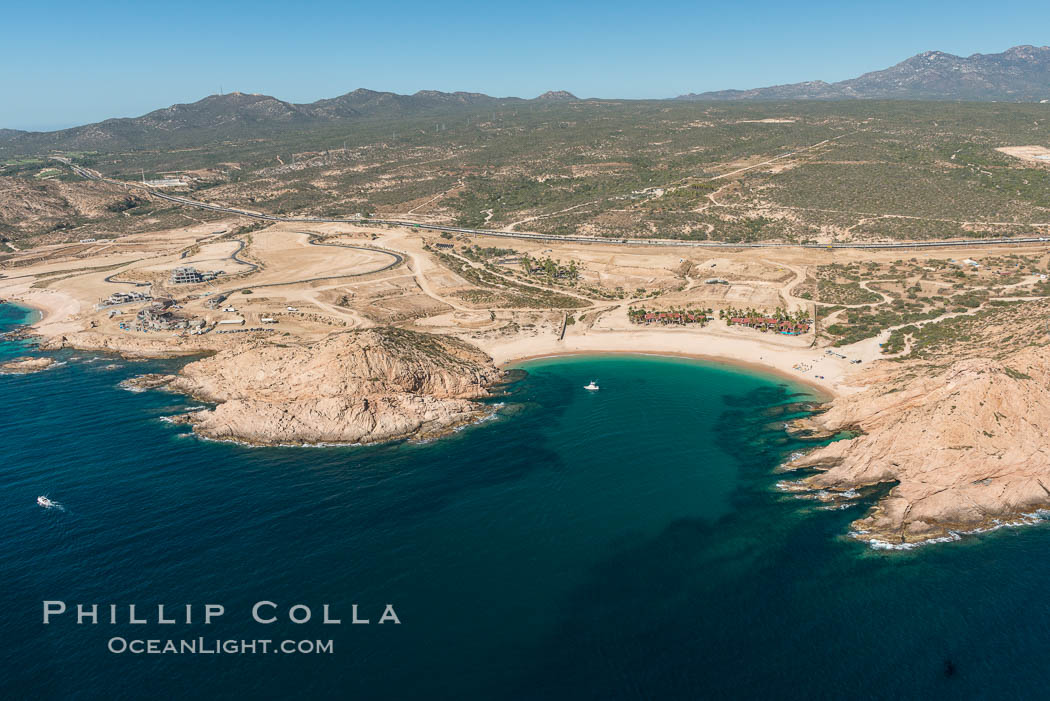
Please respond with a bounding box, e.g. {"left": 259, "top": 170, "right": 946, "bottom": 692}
{"left": 630, "top": 310, "right": 711, "bottom": 326}
{"left": 171, "top": 267, "right": 222, "bottom": 285}
{"left": 729, "top": 316, "right": 811, "bottom": 335}
{"left": 97, "top": 291, "right": 152, "bottom": 309}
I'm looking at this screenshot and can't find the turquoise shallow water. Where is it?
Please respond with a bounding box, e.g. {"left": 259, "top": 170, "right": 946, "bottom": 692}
{"left": 3, "top": 302, "right": 1050, "bottom": 699}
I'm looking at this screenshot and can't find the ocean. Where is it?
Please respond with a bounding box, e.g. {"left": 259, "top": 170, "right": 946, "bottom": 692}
{"left": 3, "top": 302, "right": 1050, "bottom": 699}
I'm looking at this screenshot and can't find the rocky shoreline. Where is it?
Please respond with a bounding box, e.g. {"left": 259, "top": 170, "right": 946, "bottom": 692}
{"left": 781, "top": 346, "right": 1050, "bottom": 547}
{"left": 123, "top": 328, "right": 504, "bottom": 446}
{"left": 10, "top": 301, "right": 1050, "bottom": 547}
{"left": 39, "top": 331, "right": 218, "bottom": 358}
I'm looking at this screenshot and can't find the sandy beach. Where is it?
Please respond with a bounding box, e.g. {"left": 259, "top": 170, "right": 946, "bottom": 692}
{"left": 478, "top": 328, "right": 855, "bottom": 398}
{"left": 0, "top": 285, "right": 80, "bottom": 335}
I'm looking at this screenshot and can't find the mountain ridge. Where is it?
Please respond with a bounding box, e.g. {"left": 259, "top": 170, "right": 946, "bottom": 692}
{"left": 677, "top": 45, "right": 1050, "bottom": 102}
{"left": 3, "top": 45, "right": 1049, "bottom": 154}
{"left": 1, "top": 88, "right": 569, "bottom": 140}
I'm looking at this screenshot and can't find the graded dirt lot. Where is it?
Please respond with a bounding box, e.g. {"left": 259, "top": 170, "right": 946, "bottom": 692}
{"left": 140, "top": 239, "right": 251, "bottom": 275}
{"left": 246, "top": 230, "right": 397, "bottom": 284}
{"left": 996, "top": 145, "right": 1050, "bottom": 165}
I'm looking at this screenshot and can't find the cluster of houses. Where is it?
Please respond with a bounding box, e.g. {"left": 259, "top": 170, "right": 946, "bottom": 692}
{"left": 97, "top": 290, "right": 151, "bottom": 309}
{"left": 630, "top": 310, "right": 711, "bottom": 326}
{"left": 629, "top": 306, "right": 812, "bottom": 335}
{"left": 728, "top": 316, "right": 811, "bottom": 335}
{"left": 131, "top": 298, "right": 203, "bottom": 332}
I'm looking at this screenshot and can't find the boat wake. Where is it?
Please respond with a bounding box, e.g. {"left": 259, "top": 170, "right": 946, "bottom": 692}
{"left": 37, "top": 495, "right": 64, "bottom": 511}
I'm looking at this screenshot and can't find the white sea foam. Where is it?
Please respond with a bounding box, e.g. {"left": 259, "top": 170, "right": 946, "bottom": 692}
{"left": 774, "top": 479, "right": 807, "bottom": 492}
{"left": 856, "top": 510, "right": 1050, "bottom": 550}
{"left": 194, "top": 432, "right": 365, "bottom": 449}
{"left": 777, "top": 480, "right": 859, "bottom": 503}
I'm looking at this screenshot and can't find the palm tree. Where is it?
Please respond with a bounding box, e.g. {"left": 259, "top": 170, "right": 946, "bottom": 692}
{"left": 543, "top": 258, "right": 557, "bottom": 279}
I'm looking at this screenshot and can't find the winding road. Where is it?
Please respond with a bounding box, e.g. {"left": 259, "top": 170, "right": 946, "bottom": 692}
{"left": 54, "top": 158, "right": 1050, "bottom": 252}
{"left": 216, "top": 233, "right": 404, "bottom": 296}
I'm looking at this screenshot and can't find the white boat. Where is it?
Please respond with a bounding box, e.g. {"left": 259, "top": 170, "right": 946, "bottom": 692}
{"left": 37, "top": 496, "right": 55, "bottom": 508}
{"left": 583, "top": 380, "right": 599, "bottom": 391}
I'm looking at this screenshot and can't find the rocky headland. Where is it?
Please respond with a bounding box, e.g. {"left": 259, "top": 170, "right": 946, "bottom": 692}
{"left": 785, "top": 343, "right": 1050, "bottom": 547}
{"left": 134, "top": 328, "right": 503, "bottom": 446}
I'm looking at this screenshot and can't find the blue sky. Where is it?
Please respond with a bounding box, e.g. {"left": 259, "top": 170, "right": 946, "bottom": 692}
{"left": 3, "top": 0, "right": 1047, "bottom": 131}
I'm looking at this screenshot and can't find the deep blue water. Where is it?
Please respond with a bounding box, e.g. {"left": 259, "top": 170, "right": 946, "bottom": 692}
{"left": 3, "top": 301, "right": 1050, "bottom": 700}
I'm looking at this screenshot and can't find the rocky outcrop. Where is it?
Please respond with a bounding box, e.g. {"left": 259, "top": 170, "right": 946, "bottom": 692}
{"left": 40, "top": 331, "right": 212, "bottom": 357}
{"left": 120, "top": 374, "right": 176, "bottom": 391}
{"left": 0, "top": 356, "right": 55, "bottom": 374}
{"left": 161, "top": 328, "right": 502, "bottom": 445}
{"left": 785, "top": 346, "right": 1050, "bottom": 546}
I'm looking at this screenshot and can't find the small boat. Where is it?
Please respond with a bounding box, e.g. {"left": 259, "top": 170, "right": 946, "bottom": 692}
{"left": 37, "top": 496, "right": 55, "bottom": 508}
{"left": 583, "top": 381, "right": 599, "bottom": 391}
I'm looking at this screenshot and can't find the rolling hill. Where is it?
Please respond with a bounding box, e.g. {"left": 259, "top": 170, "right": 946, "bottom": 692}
{"left": 0, "top": 89, "right": 566, "bottom": 154}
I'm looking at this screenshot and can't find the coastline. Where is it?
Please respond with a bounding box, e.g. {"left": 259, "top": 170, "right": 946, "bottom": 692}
{"left": 0, "top": 298, "right": 42, "bottom": 325}
{"left": 476, "top": 330, "right": 852, "bottom": 399}
{"left": 1, "top": 289, "right": 78, "bottom": 335}
{"left": 2, "top": 293, "right": 841, "bottom": 401}
{"left": 2, "top": 286, "right": 851, "bottom": 400}
{"left": 502, "top": 349, "right": 834, "bottom": 402}
{"left": 11, "top": 295, "right": 1050, "bottom": 550}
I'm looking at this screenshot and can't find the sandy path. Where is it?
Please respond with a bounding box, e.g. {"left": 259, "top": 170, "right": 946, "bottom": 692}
{"left": 370, "top": 232, "right": 474, "bottom": 313}
{"left": 842, "top": 292, "right": 1050, "bottom": 362}
{"left": 442, "top": 250, "right": 599, "bottom": 305}
{"left": 707, "top": 133, "right": 852, "bottom": 181}
{"left": 405, "top": 180, "right": 462, "bottom": 215}
{"left": 302, "top": 293, "right": 372, "bottom": 328}
{"left": 508, "top": 201, "right": 601, "bottom": 231}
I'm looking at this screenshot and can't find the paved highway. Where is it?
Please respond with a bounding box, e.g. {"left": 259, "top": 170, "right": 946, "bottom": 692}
{"left": 54, "top": 158, "right": 1050, "bottom": 251}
